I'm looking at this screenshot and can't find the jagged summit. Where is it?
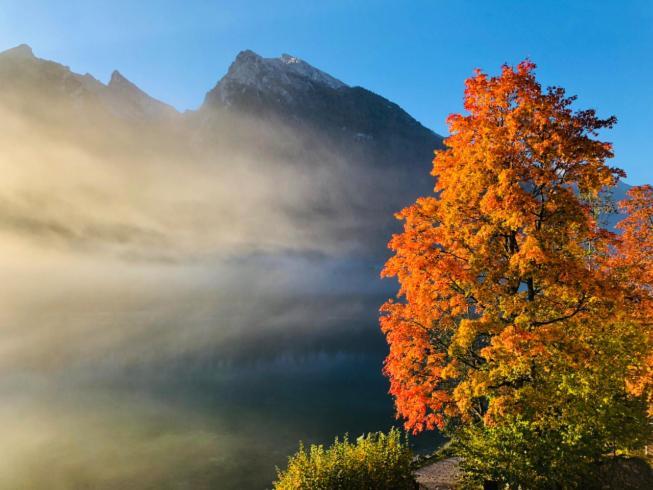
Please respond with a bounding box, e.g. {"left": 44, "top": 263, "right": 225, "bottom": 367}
{"left": 198, "top": 49, "right": 442, "bottom": 176}
{"left": 232, "top": 50, "right": 346, "bottom": 89}
{"left": 109, "top": 69, "right": 131, "bottom": 87}
{"left": 0, "top": 44, "right": 178, "bottom": 122}
{"left": 207, "top": 50, "right": 347, "bottom": 107}
{"left": 107, "top": 69, "right": 163, "bottom": 101}
{"left": 105, "top": 69, "right": 177, "bottom": 120}
{"left": 0, "top": 43, "right": 35, "bottom": 59}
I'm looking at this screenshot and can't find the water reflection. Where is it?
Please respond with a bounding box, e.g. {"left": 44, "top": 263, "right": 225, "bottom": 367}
{"left": 0, "top": 347, "right": 440, "bottom": 489}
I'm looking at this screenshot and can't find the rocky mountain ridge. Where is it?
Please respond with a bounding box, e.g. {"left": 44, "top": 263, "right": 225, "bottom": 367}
{"left": 0, "top": 44, "right": 177, "bottom": 123}
{"left": 0, "top": 44, "right": 441, "bottom": 142}
{"left": 0, "top": 44, "right": 446, "bottom": 261}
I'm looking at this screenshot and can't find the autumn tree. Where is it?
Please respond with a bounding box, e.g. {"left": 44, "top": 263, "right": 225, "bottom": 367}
{"left": 380, "top": 61, "right": 652, "bottom": 486}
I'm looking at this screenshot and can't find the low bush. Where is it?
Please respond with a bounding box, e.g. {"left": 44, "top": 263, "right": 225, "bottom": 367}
{"left": 273, "top": 428, "right": 415, "bottom": 489}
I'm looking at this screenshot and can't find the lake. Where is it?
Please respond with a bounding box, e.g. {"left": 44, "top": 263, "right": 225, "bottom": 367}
{"left": 0, "top": 257, "right": 441, "bottom": 489}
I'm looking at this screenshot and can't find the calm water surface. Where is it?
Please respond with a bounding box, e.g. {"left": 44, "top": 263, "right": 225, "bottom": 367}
{"left": 1, "top": 286, "right": 441, "bottom": 489}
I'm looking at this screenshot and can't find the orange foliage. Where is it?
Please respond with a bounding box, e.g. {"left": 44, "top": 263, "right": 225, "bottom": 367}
{"left": 379, "top": 61, "right": 650, "bottom": 433}
{"left": 615, "top": 185, "right": 653, "bottom": 414}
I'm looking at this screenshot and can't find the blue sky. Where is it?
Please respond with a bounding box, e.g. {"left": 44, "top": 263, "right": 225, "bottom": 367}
{"left": 1, "top": 0, "right": 651, "bottom": 184}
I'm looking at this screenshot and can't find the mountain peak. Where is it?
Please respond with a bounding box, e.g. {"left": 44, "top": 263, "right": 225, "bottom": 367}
{"left": 104, "top": 69, "right": 177, "bottom": 120}
{"left": 234, "top": 49, "right": 261, "bottom": 63}
{"left": 109, "top": 70, "right": 133, "bottom": 88}
{"left": 229, "top": 50, "right": 346, "bottom": 90}
{"left": 207, "top": 50, "right": 347, "bottom": 107}
{"left": 0, "top": 43, "right": 35, "bottom": 59}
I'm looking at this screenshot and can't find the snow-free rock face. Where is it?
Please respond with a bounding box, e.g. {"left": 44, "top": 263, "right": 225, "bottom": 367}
{"left": 0, "top": 44, "right": 178, "bottom": 123}
{"left": 0, "top": 43, "right": 96, "bottom": 100}
{"left": 105, "top": 70, "right": 177, "bottom": 121}
{"left": 0, "top": 43, "right": 35, "bottom": 60}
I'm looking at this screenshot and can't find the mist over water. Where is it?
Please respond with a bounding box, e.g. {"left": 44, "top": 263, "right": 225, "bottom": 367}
{"left": 0, "top": 250, "right": 411, "bottom": 488}
{"left": 0, "top": 331, "right": 401, "bottom": 489}
{"left": 0, "top": 83, "right": 439, "bottom": 488}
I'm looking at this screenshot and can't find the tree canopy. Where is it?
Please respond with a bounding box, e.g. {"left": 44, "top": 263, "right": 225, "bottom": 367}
{"left": 380, "top": 61, "right": 652, "bottom": 486}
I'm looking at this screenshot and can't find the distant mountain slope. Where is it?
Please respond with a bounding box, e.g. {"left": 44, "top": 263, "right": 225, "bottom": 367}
{"left": 201, "top": 50, "right": 443, "bottom": 170}
{"left": 0, "top": 44, "right": 448, "bottom": 261}
{"left": 0, "top": 43, "right": 441, "bottom": 178}
{"left": 0, "top": 44, "right": 177, "bottom": 123}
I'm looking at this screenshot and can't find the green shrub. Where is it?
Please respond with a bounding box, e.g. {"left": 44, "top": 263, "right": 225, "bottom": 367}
{"left": 273, "top": 428, "right": 415, "bottom": 489}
